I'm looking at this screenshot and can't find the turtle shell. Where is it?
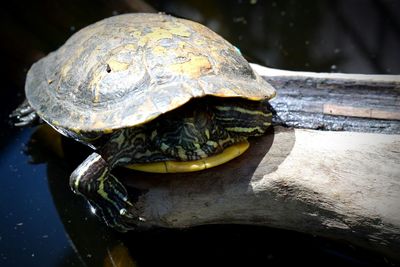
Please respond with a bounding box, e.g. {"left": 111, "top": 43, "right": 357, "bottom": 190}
{"left": 25, "top": 13, "right": 276, "bottom": 133}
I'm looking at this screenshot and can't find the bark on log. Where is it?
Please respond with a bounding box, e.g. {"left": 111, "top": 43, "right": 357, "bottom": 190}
{"left": 125, "top": 127, "right": 400, "bottom": 259}
{"left": 251, "top": 64, "right": 400, "bottom": 134}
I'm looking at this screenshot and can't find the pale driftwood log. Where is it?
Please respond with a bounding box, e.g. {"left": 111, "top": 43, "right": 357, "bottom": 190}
{"left": 120, "top": 68, "right": 400, "bottom": 259}
{"left": 125, "top": 127, "right": 400, "bottom": 259}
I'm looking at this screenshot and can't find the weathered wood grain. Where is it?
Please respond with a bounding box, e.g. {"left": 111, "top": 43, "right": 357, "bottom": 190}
{"left": 125, "top": 127, "right": 400, "bottom": 259}
{"left": 251, "top": 64, "right": 400, "bottom": 134}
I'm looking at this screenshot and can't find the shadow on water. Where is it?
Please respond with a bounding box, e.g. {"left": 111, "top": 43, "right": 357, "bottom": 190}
{"left": 1, "top": 0, "right": 399, "bottom": 266}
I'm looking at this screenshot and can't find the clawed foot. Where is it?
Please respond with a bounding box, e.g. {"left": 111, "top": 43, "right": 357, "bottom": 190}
{"left": 10, "top": 99, "right": 41, "bottom": 127}
{"left": 87, "top": 174, "right": 137, "bottom": 232}
{"left": 70, "top": 152, "right": 139, "bottom": 232}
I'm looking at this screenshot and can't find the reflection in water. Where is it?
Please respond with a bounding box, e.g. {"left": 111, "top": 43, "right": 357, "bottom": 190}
{"left": 0, "top": 129, "right": 82, "bottom": 266}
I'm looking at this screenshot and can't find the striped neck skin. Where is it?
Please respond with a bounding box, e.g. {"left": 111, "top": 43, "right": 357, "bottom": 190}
{"left": 99, "top": 96, "right": 272, "bottom": 167}
{"left": 212, "top": 98, "right": 272, "bottom": 138}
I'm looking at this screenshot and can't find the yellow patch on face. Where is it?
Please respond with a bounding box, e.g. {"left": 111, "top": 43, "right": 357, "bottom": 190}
{"left": 169, "top": 55, "right": 212, "bottom": 78}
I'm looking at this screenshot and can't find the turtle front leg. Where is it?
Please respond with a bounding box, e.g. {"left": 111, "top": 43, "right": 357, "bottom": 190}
{"left": 10, "top": 99, "right": 41, "bottom": 127}
{"left": 70, "top": 152, "right": 135, "bottom": 232}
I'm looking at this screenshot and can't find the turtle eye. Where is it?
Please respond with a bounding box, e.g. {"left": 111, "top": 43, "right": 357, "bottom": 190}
{"left": 106, "top": 64, "right": 111, "bottom": 73}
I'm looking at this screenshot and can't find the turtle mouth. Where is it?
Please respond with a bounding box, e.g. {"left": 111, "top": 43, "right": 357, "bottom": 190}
{"left": 125, "top": 140, "right": 249, "bottom": 173}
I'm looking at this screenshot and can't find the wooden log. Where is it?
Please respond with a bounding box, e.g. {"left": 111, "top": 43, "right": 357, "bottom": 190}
{"left": 124, "top": 127, "right": 400, "bottom": 260}
{"left": 250, "top": 64, "right": 400, "bottom": 134}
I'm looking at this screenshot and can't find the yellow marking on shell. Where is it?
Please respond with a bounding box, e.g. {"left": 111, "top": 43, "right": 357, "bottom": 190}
{"left": 121, "top": 97, "right": 158, "bottom": 126}
{"left": 130, "top": 31, "right": 142, "bottom": 38}
{"left": 59, "top": 45, "right": 86, "bottom": 80}
{"left": 121, "top": 109, "right": 159, "bottom": 127}
{"left": 60, "top": 64, "right": 71, "bottom": 80}
{"left": 165, "top": 22, "right": 191, "bottom": 37}
{"left": 92, "top": 118, "right": 109, "bottom": 130}
{"left": 194, "top": 39, "right": 206, "bottom": 46}
{"left": 169, "top": 55, "right": 212, "bottom": 78}
{"left": 107, "top": 59, "right": 130, "bottom": 72}
{"left": 153, "top": 45, "right": 167, "bottom": 55}
{"left": 245, "top": 95, "right": 267, "bottom": 101}
{"left": 78, "top": 116, "right": 85, "bottom": 125}
{"left": 138, "top": 27, "right": 173, "bottom": 46}
{"left": 89, "top": 68, "right": 107, "bottom": 103}
{"left": 124, "top": 43, "right": 137, "bottom": 50}
{"left": 167, "top": 96, "right": 188, "bottom": 110}
{"left": 214, "top": 88, "right": 236, "bottom": 97}
{"left": 253, "top": 90, "right": 277, "bottom": 100}
{"left": 177, "top": 41, "right": 186, "bottom": 49}
{"left": 126, "top": 140, "right": 250, "bottom": 173}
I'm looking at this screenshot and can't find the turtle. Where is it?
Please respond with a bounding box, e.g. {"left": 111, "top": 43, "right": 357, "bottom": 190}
{"left": 11, "top": 13, "right": 276, "bottom": 231}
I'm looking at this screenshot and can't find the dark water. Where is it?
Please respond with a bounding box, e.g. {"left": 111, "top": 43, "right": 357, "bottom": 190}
{"left": 1, "top": 0, "right": 399, "bottom": 266}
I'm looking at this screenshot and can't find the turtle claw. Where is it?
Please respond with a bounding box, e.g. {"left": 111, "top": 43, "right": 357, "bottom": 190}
{"left": 96, "top": 174, "right": 137, "bottom": 231}
{"left": 10, "top": 99, "right": 41, "bottom": 127}
{"left": 88, "top": 200, "right": 136, "bottom": 232}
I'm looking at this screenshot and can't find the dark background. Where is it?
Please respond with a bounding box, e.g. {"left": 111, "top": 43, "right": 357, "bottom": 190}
{"left": 0, "top": 0, "right": 399, "bottom": 266}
